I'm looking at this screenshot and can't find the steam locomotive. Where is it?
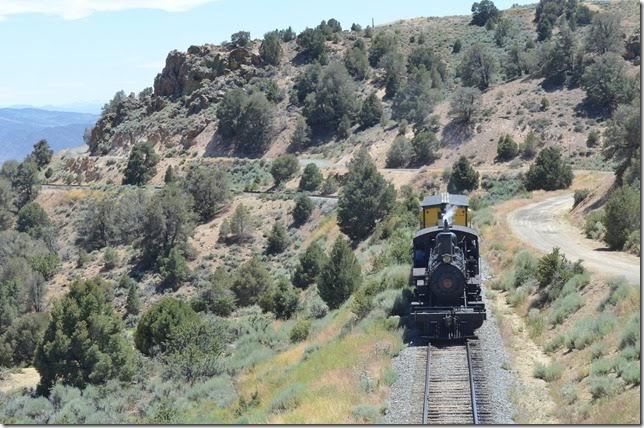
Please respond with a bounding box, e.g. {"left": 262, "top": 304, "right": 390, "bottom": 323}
{"left": 410, "top": 193, "right": 486, "bottom": 339}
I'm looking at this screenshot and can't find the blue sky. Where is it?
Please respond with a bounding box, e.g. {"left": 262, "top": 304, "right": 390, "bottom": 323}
{"left": 0, "top": 0, "right": 533, "bottom": 111}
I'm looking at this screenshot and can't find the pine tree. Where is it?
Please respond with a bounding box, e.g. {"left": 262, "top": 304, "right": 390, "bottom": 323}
{"left": 448, "top": 156, "right": 479, "bottom": 192}
{"left": 318, "top": 237, "right": 362, "bottom": 309}
{"left": 293, "top": 241, "right": 326, "bottom": 289}
{"left": 31, "top": 139, "right": 53, "bottom": 168}
{"left": 359, "top": 92, "right": 383, "bottom": 128}
{"left": 292, "top": 194, "right": 314, "bottom": 225}
{"left": 266, "top": 221, "right": 289, "bottom": 254}
{"left": 126, "top": 284, "right": 140, "bottom": 315}
{"left": 34, "top": 278, "right": 135, "bottom": 394}
{"left": 524, "top": 147, "right": 573, "bottom": 191}
{"left": 338, "top": 149, "right": 395, "bottom": 241}
{"left": 123, "top": 142, "right": 159, "bottom": 185}
{"left": 231, "top": 257, "right": 273, "bottom": 306}
{"left": 299, "top": 163, "right": 323, "bottom": 191}
{"left": 260, "top": 31, "right": 283, "bottom": 66}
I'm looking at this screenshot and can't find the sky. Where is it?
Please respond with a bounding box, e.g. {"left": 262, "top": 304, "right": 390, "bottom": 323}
{"left": 0, "top": 0, "right": 534, "bottom": 112}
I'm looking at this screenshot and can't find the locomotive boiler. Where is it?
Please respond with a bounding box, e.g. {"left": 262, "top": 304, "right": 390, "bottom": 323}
{"left": 410, "top": 193, "right": 486, "bottom": 339}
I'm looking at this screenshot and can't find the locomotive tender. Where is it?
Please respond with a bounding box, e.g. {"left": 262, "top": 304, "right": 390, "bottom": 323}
{"left": 410, "top": 193, "right": 486, "bottom": 339}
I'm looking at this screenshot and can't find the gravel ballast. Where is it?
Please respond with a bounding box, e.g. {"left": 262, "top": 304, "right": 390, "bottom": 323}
{"left": 384, "top": 263, "right": 516, "bottom": 424}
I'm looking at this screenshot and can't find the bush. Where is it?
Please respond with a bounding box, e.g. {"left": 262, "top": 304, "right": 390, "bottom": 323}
{"left": 549, "top": 292, "right": 583, "bottom": 325}
{"left": 266, "top": 222, "right": 289, "bottom": 254}
{"left": 524, "top": 147, "right": 573, "bottom": 191}
{"left": 625, "top": 229, "right": 640, "bottom": 255}
{"left": 351, "top": 404, "right": 380, "bottom": 423}
{"left": 231, "top": 257, "right": 273, "bottom": 307}
{"left": 588, "top": 376, "right": 622, "bottom": 399}
{"left": 359, "top": 92, "right": 383, "bottom": 128}
{"left": 318, "top": 237, "right": 362, "bottom": 309}
{"left": 259, "top": 278, "right": 299, "bottom": 319}
{"left": 231, "top": 31, "right": 250, "bottom": 47}
{"left": 543, "top": 334, "right": 565, "bottom": 353}
{"left": 0, "top": 312, "right": 49, "bottom": 367}
{"left": 305, "top": 289, "right": 329, "bottom": 318}
{"left": 496, "top": 134, "right": 519, "bottom": 161}
{"left": 16, "top": 202, "right": 52, "bottom": 241}
{"left": 289, "top": 320, "right": 311, "bottom": 343}
{"left": 386, "top": 136, "right": 413, "bottom": 168}
{"left": 103, "top": 246, "right": 119, "bottom": 270}
{"left": 260, "top": 31, "right": 282, "bottom": 66}
{"left": 35, "top": 278, "right": 135, "bottom": 393}
{"left": 561, "top": 383, "right": 578, "bottom": 404}
{"left": 159, "top": 247, "right": 190, "bottom": 290}
{"left": 228, "top": 203, "right": 254, "bottom": 243}
{"left": 449, "top": 86, "right": 481, "bottom": 124}
{"left": 590, "top": 342, "right": 607, "bottom": 361}
{"left": 459, "top": 43, "right": 497, "bottom": 90}
{"left": 602, "top": 277, "right": 636, "bottom": 308}
{"left": 565, "top": 314, "right": 617, "bottom": 351}
{"left": 269, "top": 384, "right": 305, "bottom": 413}
{"left": 122, "top": 142, "right": 159, "bottom": 185}
{"left": 533, "top": 361, "right": 563, "bottom": 381}
{"left": 471, "top": 0, "right": 500, "bottom": 26}
{"left": 134, "top": 297, "right": 197, "bottom": 356}
{"left": 573, "top": 189, "right": 591, "bottom": 207}
{"left": 603, "top": 184, "right": 640, "bottom": 250}
{"left": 452, "top": 39, "right": 462, "bottom": 53}
{"left": 292, "top": 194, "right": 314, "bottom": 226}
{"left": 344, "top": 46, "right": 369, "bottom": 80}
{"left": 618, "top": 313, "right": 639, "bottom": 350}
{"left": 590, "top": 358, "right": 614, "bottom": 376}
{"left": 620, "top": 362, "right": 640, "bottom": 386}
{"left": 411, "top": 131, "right": 438, "bottom": 165}
{"left": 581, "top": 53, "right": 635, "bottom": 113}
{"left": 448, "top": 156, "right": 479, "bottom": 192}
{"left": 271, "top": 154, "right": 299, "bottom": 187}
{"left": 184, "top": 166, "right": 230, "bottom": 221}
{"left": 586, "top": 130, "right": 600, "bottom": 147}
{"left": 584, "top": 210, "right": 605, "bottom": 240}
{"left": 299, "top": 163, "right": 323, "bottom": 191}
{"left": 527, "top": 308, "right": 545, "bottom": 338}
{"left": 292, "top": 241, "right": 326, "bottom": 289}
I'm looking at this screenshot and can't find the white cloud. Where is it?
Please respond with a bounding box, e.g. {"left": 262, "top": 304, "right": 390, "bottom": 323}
{"left": 0, "top": 0, "right": 219, "bottom": 20}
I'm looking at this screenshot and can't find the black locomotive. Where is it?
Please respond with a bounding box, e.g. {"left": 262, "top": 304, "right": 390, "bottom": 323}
{"left": 410, "top": 193, "right": 486, "bottom": 339}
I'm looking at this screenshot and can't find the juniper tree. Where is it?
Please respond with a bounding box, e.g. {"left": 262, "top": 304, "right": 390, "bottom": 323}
{"left": 299, "top": 163, "right": 323, "bottom": 191}
{"left": 292, "top": 193, "right": 314, "bottom": 225}
{"left": 123, "top": 142, "right": 159, "bottom": 185}
{"left": 292, "top": 241, "right": 327, "bottom": 289}
{"left": 318, "top": 237, "right": 362, "bottom": 309}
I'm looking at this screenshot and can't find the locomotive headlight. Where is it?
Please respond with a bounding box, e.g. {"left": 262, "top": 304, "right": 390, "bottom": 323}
{"left": 442, "top": 254, "right": 452, "bottom": 263}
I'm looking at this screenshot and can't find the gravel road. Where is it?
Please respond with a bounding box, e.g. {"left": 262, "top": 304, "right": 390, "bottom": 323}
{"left": 507, "top": 193, "right": 640, "bottom": 284}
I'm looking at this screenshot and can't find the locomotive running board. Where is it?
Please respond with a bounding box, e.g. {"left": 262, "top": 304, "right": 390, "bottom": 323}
{"left": 411, "top": 305, "right": 486, "bottom": 339}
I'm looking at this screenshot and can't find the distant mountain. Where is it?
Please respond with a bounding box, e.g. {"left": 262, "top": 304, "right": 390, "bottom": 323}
{"left": 0, "top": 108, "right": 98, "bottom": 163}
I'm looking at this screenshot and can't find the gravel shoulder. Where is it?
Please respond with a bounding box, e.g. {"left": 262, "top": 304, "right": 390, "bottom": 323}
{"left": 507, "top": 193, "right": 640, "bottom": 285}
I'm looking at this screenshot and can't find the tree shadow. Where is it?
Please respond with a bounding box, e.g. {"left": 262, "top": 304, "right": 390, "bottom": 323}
{"left": 441, "top": 119, "right": 474, "bottom": 147}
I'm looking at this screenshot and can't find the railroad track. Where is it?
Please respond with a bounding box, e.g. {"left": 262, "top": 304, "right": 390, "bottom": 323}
{"left": 415, "top": 340, "right": 491, "bottom": 424}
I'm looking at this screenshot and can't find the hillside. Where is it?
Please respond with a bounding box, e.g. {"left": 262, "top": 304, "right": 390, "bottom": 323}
{"left": 0, "top": 0, "right": 640, "bottom": 424}
{"left": 0, "top": 108, "right": 97, "bottom": 162}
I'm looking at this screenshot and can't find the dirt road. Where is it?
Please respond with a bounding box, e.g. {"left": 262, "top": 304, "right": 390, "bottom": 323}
{"left": 508, "top": 193, "right": 640, "bottom": 284}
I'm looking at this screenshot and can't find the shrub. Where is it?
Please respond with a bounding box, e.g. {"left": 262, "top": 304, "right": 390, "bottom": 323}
{"left": 565, "top": 314, "right": 617, "bottom": 351}
{"left": 134, "top": 297, "right": 197, "bottom": 356}
{"left": 586, "top": 130, "right": 600, "bottom": 147}
{"left": 471, "top": 0, "right": 500, "bottom": 26}
{"left": 581, "top": 53, "right": 635, "bottom": 113}
{"left": 391, "top": 65, "right": 438, "bottom": 126}
{"left": 351, "top": 404, "right": 380, "bottom": 423}
{"left": 259, "top": 278, "right": 299, "bottom": 320}
{"left": 497, "top": 134, "right": 519, "bottom": 161}
{"left": 459, "top": 43, "right": 497, "bottom": 89}
{"left": 590, "top": 342, "right": 607, "bottom": 361}
{"left": 620, "top": 362, "right": 640, "bottom": 386}
{"left": 0, "top": 312, "right": 49, "bottom": 367}
{"left": 549, "top": 292, "right": 583, "bottom": 325}
{"left": 35, "top": 278, "right": 135, "bottom": 393}
{"left": 126, "top": 284, "right": 140, "bottom": 316}
{"left": 292, "top": 241, "right": 326, "bottom": 289}
{"left": 452, "top": 39, "right": 462, "bottom": 53}
{"left": 122, "top": 142, "right": 159, "bottom": 185}
{"left": 260, "top": 31, "right": 282, "bottom": 66}
{"left": 270, "top": 154, "right": 300, "bottom": 187}
{"left": 386, "top": 136, "right": 413, "bottom": 168}
{"left": 543, "top": 334, "right": 565, "bottom": 354}
{"left": 344, "top": 46, "right": 369, "bottom": 80}
{"left": 103, "top": 246, "right": 119, "bottom": 270}
{"left": 269, "top": 384, "right": 305, "bottom": 413}
{"left": 266, "top": 222, "right": 289, "bottom": 254}
{"left": 603, "top": 184, "right": 640, "bottom": 250}
{"left": 289, "top": 116, "right": 312, "bottom": 152}
{"left": 521, "top": 130, "right": 539, "bottom": 159}
{"left": 299, "top": 163, "right": 323, "bottom": 191}
{"left": 159, "top": 247, "right": 190, "bottom": 290}
{"left": 359, "top": 92, "right": 383, "bottom": 128}
{"left": 231, "top": 31, "right": 250, "bottom": 47}
{"left": 573, "top": 189, "right": 591, "bottom": 207}
{"left": 292, "top": 194, "right": 314, "bottom": 226}
{"left": 16, "top": 202, "right": 52, "bottom": 241}
{"left": 527, "top": 308, "right": 545, "bottom": 338}
{"left": 533, "top": 361, "right": 563, "bottom": 381}
{"left": 228, "top": 203, "right": 254, "bottom": 243}
{"left": 305, "top": 290, "right": 329, "bottom": 319}
{"left": 588, "top": 376, "right": 622, "bottom": 399}
{"left": 321, "top": 175, "right": 338, "bottom": 195}
{"left": 318, "top": 237, "right": 362, "bottom": 309}
{"left": 524, "top": 147, "right": 573, "bottom": 191}
{"left": 32, "top": 139, "right": 53, "bottom": 168}
{"left": 584, "top": 210, "right": 606, "bottom": 240}
{"left": 184, "top": 166, "right": 230, "bottom": 221}
{"left": 411, "top": 131, "right": 438, "bottom": 165}
{"left": 448, "top": 156, "right": 479, "bottom": 192}
{"left": 602, "top": 277, "right": 636, "bottom": 308}
{"left": 231, "top": 257, "right": 273, "bottom": 307}
{"left": 561, "top": 383, "right": 578, "bottom": 404}
{"left": 590, "top": 358, "right": 614, "bottom": 376}
{"left": 618, "top": 313, "right": 640, "bottom": 350}
{"left": 289, "top": 320, "right": 311, "bottom": 343}
{"left": 449, "top": 86, "right": 481, "bottom": 124}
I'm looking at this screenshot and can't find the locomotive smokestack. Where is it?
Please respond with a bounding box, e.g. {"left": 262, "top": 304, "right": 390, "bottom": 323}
{"left": 443, "top": 219, "right": 449, "bottom": 231}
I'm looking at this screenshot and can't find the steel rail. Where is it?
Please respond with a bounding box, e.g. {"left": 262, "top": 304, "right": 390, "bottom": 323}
{"left": 466, "top": 340, "right": 479, "bottom": 424}
{"left": 421, "top": 345, "right": 431, "bottom": 424}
